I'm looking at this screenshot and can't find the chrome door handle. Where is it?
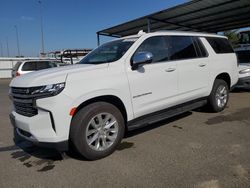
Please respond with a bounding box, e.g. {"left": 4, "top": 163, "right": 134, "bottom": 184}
{"left": 165, "top": 68, "right": 176, "bottom": 72}
{"left": 199, "top": 63, "right": 206, "bottom": 67}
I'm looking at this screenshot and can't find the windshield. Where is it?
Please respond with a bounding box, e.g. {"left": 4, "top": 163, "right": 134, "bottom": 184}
{"left": 236, "top": 50, "right": 250, "bottom": 64}
{"left": 79, "top": 38, "right": 137, "bottom": 65}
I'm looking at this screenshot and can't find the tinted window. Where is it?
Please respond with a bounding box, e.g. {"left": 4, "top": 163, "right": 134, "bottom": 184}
{"left": 36, "top": 61, "right": 57, "bottom": 70}
{"left": 22, "top": 62, "right": 37, "bottom": 71}
{"left": 167, "top": 36, "right": 198, "bottom": 60}
{"left": 206, "top": 37, "right": 234, "bottom": 54}
{"left": 193, "top": 37, "right": 208, "bottom": 57}
{"left": 236, "top": 50, "right": 250, "bottom": 64}
{"left": 13, "top": 62, "right": 22, "bottom": 71}
{"left": 80, "top": 38, "right": 137, "bottom": 65}
{"left": 135, "top": 36, "right": 169, "bottom": 63}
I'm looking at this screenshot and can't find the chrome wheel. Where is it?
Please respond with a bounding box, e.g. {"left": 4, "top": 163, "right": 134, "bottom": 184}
{"left": 86, "top": 113, "right": 119, "bottom": 151}
{"left": 215, "top": 85, "right": 228, "bottom": 108}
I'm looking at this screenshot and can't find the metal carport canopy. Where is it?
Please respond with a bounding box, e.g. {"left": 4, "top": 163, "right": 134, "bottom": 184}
{"left": 97, "top": 0, "right": 250, "bottom": 43}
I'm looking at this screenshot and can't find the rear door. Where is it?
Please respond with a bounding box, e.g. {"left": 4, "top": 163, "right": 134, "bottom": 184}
{"left": 167, "top": 36, "right": 209, "bottom": 101}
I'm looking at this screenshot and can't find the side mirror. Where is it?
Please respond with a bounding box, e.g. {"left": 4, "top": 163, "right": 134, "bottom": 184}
{"left": 131, "top": 51, "right": 153, "bottom": 70}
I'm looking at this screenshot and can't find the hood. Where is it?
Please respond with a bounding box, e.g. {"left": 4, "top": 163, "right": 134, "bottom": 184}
{"left": 10, "top": 64, "right": 108, "bottom": 87}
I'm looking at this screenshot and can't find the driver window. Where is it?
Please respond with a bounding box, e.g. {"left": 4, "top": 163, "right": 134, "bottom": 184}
{"left": 135, "top": 36, "right": 169, "bottom": 63}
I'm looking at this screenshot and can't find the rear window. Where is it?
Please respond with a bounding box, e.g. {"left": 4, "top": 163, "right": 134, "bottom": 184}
{"left": 22, "top": 62, "right": 37, "bottom": 71}
{"left": 236, "top": 50, "right": 250, "bottom": 64}
{"left": 13, "top": 62, "right": 22, "bottom": 71}
{"left": 206, "top": 37, "right": 234, "bottom": 54}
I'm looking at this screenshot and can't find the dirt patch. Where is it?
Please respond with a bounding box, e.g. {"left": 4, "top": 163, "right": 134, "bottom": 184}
{"left": 205, "top": 108, "right": 250, "bottom": 125}
{"left": 195, "top": 179, "right": 220, "bottom": 188}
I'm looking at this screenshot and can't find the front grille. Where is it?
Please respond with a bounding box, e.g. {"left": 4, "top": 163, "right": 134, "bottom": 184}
{"left": 11, "top": 87, "right": 38, "bottom": 117}
{"left": 11, "top": 86, "right": 42, "bottom": 97}
{"left": 12, "top": 87, "right": 30, "bottom": 95}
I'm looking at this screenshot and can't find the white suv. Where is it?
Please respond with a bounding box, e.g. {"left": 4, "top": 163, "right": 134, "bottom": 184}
{"left": 235, "top": 45, "right": 250, "bottom": 88}
{"left": 12, "top": 60, "right": 59, "bottom": 77}
{"left": 9, "top": 31, "right": 238, "bottom": 160}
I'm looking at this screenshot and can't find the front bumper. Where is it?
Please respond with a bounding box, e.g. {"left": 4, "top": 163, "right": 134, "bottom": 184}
{"left": 9, "top": 111, "right": 68, "bottom": 151}
{"left": 236, "top": 76, "right": 250, "bottom": 88}
{"left": 9, "top": 90, "right": 73, "bottom": 151}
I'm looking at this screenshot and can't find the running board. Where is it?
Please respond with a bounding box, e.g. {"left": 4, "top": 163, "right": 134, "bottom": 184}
{"left": 127, "top": 98, "right": 207, "bottom": 131}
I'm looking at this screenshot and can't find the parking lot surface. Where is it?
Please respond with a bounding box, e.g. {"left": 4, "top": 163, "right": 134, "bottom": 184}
{"left": 0, "top": 79, "right": 250, "bottom": 188}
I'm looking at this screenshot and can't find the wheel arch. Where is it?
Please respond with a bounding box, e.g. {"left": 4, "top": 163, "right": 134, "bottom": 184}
{"left": 73, "top": 95, "right": 128, "bottom": 125}
{"left": 215, "top": 72, "right": 231, "bottom": 88}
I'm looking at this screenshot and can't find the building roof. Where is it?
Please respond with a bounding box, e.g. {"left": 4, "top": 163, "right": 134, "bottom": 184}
{"left": 97, "top": 0, "right": 250, "bottom": 38}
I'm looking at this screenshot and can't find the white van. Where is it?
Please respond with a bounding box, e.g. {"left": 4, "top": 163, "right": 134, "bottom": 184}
{"left": 9, "top": 31, "right": 238, "bottom": 160}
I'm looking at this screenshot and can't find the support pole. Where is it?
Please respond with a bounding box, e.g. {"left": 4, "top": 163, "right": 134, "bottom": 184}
{"left": 15, "top": 25, "right": 21, "bottom": 57}
{"left": 0, "top": 42, "right": 3, "bottom": 57}
{"left": 97, "top": 33, "right": 100, "bottom": 46}
{"left": 147, "top": 18, "right": 151, "bottom": 33}
{"left": 6, "top": 37, "right": 9, "bottom": 57}
{"left": 39, "top": 0, "right": 45, "bottom": 55}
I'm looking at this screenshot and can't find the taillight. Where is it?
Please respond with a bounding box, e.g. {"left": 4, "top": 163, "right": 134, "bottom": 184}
{"left": 16, "top": 72, "right": 21, "bottom": 77}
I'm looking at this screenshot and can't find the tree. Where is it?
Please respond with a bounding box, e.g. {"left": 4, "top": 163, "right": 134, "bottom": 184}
{"left": 223, "top": 30, "right": 239, "bottom": 47}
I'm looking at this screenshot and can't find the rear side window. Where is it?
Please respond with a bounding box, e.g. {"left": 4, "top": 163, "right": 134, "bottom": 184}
{"left": 37, "top": 61, "right": 57, "bottom": 70}
{"left": 37, "top": 62, "right": 49, "bottom": 70}
{"left": 206, "top": 37, "right": 234, "bottom": 54}
{"left": 167, "top": 36, "right": 198, "bottom": 60}
{"left": 22, "top": 62, "right": 37, "bottom": 71}
{"left": 135, "top": 36, "right": 169, "bottom": 63}
{"left": 48, "top": 62, "right": 58, "bottom": 68}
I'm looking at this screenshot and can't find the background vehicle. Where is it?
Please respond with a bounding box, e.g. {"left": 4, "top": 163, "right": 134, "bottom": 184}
{"left": 235, "top": 45, "right": 250, "bottom": 88}
{"left": 12, "top": 60, "right": 60, "bottom": 77}
{"left": 9, "top": 31, "right": 238, "bottom": 160}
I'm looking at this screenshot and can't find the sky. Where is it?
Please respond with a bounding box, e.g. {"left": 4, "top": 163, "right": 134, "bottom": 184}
{"left": 0, "top": 0, "right": 188, "bottom": 57}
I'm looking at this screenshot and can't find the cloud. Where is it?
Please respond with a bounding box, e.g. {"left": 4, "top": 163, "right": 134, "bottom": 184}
{"left": 20, "top": 16, "right": 35, "bottom": 21}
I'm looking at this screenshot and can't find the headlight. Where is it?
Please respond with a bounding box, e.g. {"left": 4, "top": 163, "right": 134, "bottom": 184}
{"left": 31, "top": 82, "right": 65, "bottom": 98}
{"left": 239, "top": 68, "right": 250, "bottom": 74}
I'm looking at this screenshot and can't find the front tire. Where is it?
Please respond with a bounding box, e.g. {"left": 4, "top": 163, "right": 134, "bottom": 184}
{"left": 207, "top": 79, "right": 229, "bottom": 112}
{"left": 70, "top": 102, "right": 125, "bottom": 160}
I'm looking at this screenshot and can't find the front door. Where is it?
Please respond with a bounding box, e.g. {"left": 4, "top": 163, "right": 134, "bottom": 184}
{"left": 126, "top": 36, "right": 178, "bottom": 118}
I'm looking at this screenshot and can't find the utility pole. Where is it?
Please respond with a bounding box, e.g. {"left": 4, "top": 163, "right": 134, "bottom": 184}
{"left": 0, "top": 41, "right": 3, "bottom": 57}
{"left": 38, "top": 0, "right": 45, "bottom": 55}
{"left": 6, "top": 37, "right": 9, "bottom": 57}
{"left": 14, "top": 25, "right": 21, "bottom": 57}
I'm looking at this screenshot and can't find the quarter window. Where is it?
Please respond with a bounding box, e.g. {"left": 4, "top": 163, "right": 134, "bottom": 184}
{"left": 206, "top": 37, "right": 234, "bottom": 54}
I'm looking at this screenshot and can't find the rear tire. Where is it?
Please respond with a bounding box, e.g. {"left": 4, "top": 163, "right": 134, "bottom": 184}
{"left": 207, "top": 79, "right": 229, "bottom": 112}
{"left": 70, "top": 102, "right": 125, "bottom": 160}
